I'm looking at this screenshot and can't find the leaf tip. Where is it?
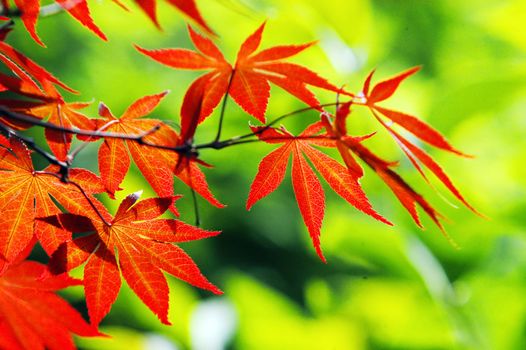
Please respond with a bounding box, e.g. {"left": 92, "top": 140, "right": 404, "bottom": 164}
{"left": 362, "top": 68, "right": 376, "bottom": 96}
{"left": 187, "top": 24, "right": 197, "bottom": 35}
{"left": 98, "top": 102, "right": 113, "bottom": 118}
{"left": 453, "top": 148, "right": 475, "bottom": 158}
{"left": 210, "top": 285, "right": 224, "bottom": 295}
{"left": 134, "top": 44, "right": 148, "bottom": 55}
{"left": 159, "top": 315, "right": 172, "bottom": 326}
{"left": 436, "top": 224, "right": 460, "bottom": 250}
{"left": 131, "top": 189, "right": 143, "bottom": 201}
{"left": 411, "top": 65, "right": 423, "bottom": 74}
{"left": 316, "top": 247, "right": 327, "bottom": 264}
{"left": 379, "top": 216, "right": 394, "bottom": 226}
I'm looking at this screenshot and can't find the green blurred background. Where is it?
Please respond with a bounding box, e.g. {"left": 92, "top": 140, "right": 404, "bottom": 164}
{"left": 7, "top": 0, "right": 526, "bottom": 348}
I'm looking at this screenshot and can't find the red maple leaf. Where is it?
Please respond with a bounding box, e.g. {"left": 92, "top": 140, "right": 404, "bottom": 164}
{"left": 247, "top": 123, "right": 391, "bottom": 262}
{"left": 373, "top": 111, "right": 479, "bottom": 214}
{"left": 133, "top": 0, "right": 214, "bottom": 34}
{"left": 0, "top": 40, "right": 76, "bottom": 94}
{"left": 136, "top": 23, "right": 343, "bottom": 128}
{"left": 318, "top": 101, "right": 377, "bottom": 179}
{"left": 348, "top": 138, "right": 448, "bottom": 231}
{"left": 361, "top": 67, "right": 468, "bottom": 156}
{"left": 357, "top": 68, "right": 479, "bottom": 215}
{"left": 307, "top": 70, "right": 479, "bottom": 234}
{"left": 0, "top": 258, "right": 99, "bottom": 350}
{"left": 47, "top": 192, "right": 222, "bottom": 326}
{"left": 95, "top": 92, "right": 224, "bottom": 210}
{"left": 0, "top": 39, "right": 85, "bottom": 154}
{"left": 9, "top": 0, "right": 106, "bottom": 46}
{"left": 0, "top": 136, "right": 104, "bottom": 262}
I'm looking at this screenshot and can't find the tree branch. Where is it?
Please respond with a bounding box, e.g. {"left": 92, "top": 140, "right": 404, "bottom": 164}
{"left": 1, "top": 100, "right": 348, "bottom": 158}
{"left": 0, "top": 107, "right": 184, "bottom": 154}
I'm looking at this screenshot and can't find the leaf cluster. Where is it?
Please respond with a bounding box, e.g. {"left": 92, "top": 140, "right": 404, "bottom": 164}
{"left": 0, "top": 2, "right": 478, "bottom": 348}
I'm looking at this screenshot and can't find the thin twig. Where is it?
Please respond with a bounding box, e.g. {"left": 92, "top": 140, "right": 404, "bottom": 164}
{"left": 2, "top": 99, "right": 348, "bottom": 157}
{"left": 0, "top": 107, "right": 177, "bottom": 152}
{"left": 210, "top": 101, "right": 347, "bottom": 145}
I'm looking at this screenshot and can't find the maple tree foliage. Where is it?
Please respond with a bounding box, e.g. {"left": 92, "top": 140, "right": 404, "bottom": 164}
{"left": 0, "top": 1, "right": 479, "bottom": 347}
{"left": 46, "top": 192, "right": 222, "bottom": 326}
{"left": 95, "top": 92, "right": 224, "bottom": 209}
{"left": 136, "top": 23, "right": 344, "bottom": 125}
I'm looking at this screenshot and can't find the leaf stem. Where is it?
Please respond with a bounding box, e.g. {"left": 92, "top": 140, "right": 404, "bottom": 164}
{"left": 214, "top": 70, "right": 236, "bottom": 142}
{"left": 190, "top": 186, "right": 201, "bottom": 227}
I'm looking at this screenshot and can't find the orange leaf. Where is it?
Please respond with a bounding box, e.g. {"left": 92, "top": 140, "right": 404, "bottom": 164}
{"left": 47, "top": 193, "right": 222, "bottom": 325}
{"left": 291, "top": 142, "right": 326, "bottom": 262}
{"left": 0, "top": 137, "right": 104, "bottom": 260}
{"left": 95, "top": 94, "right": 224, "bottom": 210}
{"left": 367, "top": 66, "right": 421, "bottom": 104}
{"left": 374, "top": 106, "right": 469, "bottom": 156}
{"left": 137, "top": 23, "right": 344, "bottom": 124}
{"left": 248, "top": 123, "right": 388, "bottom": 261}
{"left": 0, "top": 260, "right": 99, "bottom": 349}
